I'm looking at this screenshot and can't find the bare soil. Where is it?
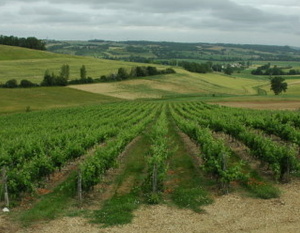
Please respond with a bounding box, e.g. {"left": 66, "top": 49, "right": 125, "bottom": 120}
{"left": 1, "top": 179, "right": 298, "bottom": 233}
{"left": 214, "top": 101, "right": 300, "bottom": 110}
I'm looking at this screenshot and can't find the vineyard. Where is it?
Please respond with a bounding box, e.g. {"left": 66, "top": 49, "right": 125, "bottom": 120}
{"left": 0, "top": 101, "right": 300, "bottom": 229}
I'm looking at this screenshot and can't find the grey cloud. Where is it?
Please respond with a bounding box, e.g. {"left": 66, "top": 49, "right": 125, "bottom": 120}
{"left": 0, "top": 0, "right": 300, "bottom": 46}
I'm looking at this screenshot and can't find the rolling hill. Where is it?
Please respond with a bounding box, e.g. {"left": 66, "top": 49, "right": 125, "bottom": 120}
{"left": 0, "top": 44, "right": 153, "bottom": 84}
{"left": 0, "top": 44, "right": 299, "bottom": 113}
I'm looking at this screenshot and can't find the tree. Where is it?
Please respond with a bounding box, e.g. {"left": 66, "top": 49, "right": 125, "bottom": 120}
{"left": 41, "top": 70, "right": 55, "bottom": 86}
{"left": 4, "top": 79, "right": 18, "bottom": 88}
{"left": 60, "top": 64, "right": 70, "bottom": 81}
{"left": 20, "top": 79, "right": 36, "bottom": 88}
{"left": 224, "top": 65, "right": 234, "bottom": 75}
{"left": 117, "top": 67, "right": 129, "bottom": 80}
{"left": 80, "top": 65, "right": 87, "bottom": 80}
{"left": 270, "top": 77, "right": 288, "bottom": 95}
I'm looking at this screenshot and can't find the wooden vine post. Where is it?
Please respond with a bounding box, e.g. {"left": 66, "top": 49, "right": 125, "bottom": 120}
{"left": 77, "top": 171, "right": 83, "bottom": 202}
{"left": 152, "top": 164, "right": 158, "bottom": 193}
{"left": 221, "top": 154, "right": 229, "bottom": 194}
{"left": 1, "top": 167, "right": 9, "bottom": 208}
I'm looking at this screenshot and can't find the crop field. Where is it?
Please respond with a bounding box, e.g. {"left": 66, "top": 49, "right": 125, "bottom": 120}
{"left": 1, "top": 101, "right": 300, "bottom": 232}
{"left": 70, "top": 69, "right": 269, "bottom": 100}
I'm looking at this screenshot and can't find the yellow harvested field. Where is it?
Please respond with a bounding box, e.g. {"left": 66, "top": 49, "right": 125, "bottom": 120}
{"left": 70, "top": 69, "right": 268, "bottom": 100}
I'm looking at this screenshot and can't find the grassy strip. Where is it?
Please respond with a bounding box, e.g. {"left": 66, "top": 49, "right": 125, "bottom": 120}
{"left": 166, "top": 116, "right": 213, "bottom": 212}
{"left": 91, "top": 134, "right": 149, "bottom": 227}
{"left": 17, "top": 173, "right": 77, "bottom": 226}
{"left": 241, "top": 171, "right": 280, "bottom": 199}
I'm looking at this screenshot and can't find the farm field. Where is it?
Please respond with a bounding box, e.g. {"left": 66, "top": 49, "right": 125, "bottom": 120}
{"left": 1, "top": 101, "right": 300, "bottom": 232}
{"left": 70, "top": 70, "right": 268, "bottom": 100}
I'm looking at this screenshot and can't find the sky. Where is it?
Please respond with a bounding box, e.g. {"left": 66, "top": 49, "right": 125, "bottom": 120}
{"left": 1, "top": 0, "right": 300, "bottom": 46}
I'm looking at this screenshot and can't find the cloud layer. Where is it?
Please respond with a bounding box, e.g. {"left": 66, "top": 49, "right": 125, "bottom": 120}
{"left": 1, "top": 0, "right": 300, "bottom": 46}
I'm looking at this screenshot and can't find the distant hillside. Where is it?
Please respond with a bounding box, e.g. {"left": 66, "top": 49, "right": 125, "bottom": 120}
{"left": 0, "top": 45, "right": 156, "bottom": 83}
{"left": 1, "top": 44, "right": 299, "bottom": 103}
{"left": 0, "top": 44, "right": 62, "bottom": 60}
{"left": 47, "top": 40, "right": 300, "bottom": 62}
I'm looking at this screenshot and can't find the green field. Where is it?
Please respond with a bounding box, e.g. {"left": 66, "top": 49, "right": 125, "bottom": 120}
{"left": 0, "top": 87, "right": 119, "bottom": 114}
{"left": 0, "top": 45, "right": 158, "bottom": 84}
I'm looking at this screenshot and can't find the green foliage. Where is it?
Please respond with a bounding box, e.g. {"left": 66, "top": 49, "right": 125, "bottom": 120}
{"left": 0, "top": 102, "right": 156, "bottom": 196}
{"left": 143, "top": 106, "right": 173, "bottom": 199}
{"left": 92, "top": 193, "right": 140, "bottom": 227}
{"left": 180, "top": 61, "right": 212, "bottom": 73}
{"left": 80, "top": 65, "right": 87, "bottom": 80}
{"left": 80, "top": 105, "right": 156, "bottom": 191}
{"left": 117, "top": 67, "right": 129, "bottom": 80}
{"left": 223, "top": 65, "right": 234, "bottom": 75}
{"left": 0, "top": 35, "right": 46, "bottom": 50}
{"left": 173, "top": 102, "right": 299, "bottom": 182}
{"left": 241, "top": 172, "right": 280, "bottom": 199}
{"left": 60, "top": 64, "right": 70, "bottom": 81}
{"left": 252, "top": 63, "right": 300, "bottom": 76}
{"left": 20, "top": 79, "right": 37, "bottom": 88}
{"left": 270, "top": 76, "right": 288, "bottom": 95}
{"left": 41, "top": 70, "right": 67, "bottom": 86}
{"left": 3, "top": 79, "right": 18, "bottom": 88}
{"left": 171, "top": 187, "right": 213, "bottom": 213}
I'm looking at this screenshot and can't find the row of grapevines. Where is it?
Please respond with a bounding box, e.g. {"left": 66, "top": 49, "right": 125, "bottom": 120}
{"left": 239, "top": 114, "right": 300, "bottom": 146}
{"left": 0, "top": 102, "right": 157, "bottom": 195}
{"left": 174, "top": 102, "right": 299, "bottom": 181}
{"left": 170, "top": 104, "right": 245, "bottom": 189}
{"left": 197, "top": 102, "right": 300, "bottom": 146}
{"left": 144, "top": 104, "right": 172, "bottom": 196}
{"left": 79, "top": 105, "right": 158, "bottom": 191}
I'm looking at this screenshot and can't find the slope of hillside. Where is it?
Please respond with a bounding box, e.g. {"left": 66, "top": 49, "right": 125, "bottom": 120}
{"left": 70, "top": 68, "right": 267, "bottom": 100}
{"left": 0, "top": 44, "right": 62, "bottom": 60}
{"left": 0, "top": 87, "right": 119, "bottom": 114}
{"left": 0, "top": 45, "right": 156, "bottom": 83}
{"left": 1, "top": 45, "right": 299, "bottom": 108}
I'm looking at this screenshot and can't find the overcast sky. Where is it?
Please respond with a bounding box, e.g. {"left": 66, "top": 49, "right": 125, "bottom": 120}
{"left": 1, "top": 0, "right": 300, "bottom": 46}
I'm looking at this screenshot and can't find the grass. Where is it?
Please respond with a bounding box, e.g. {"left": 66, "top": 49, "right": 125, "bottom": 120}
{"left": 241, "top": 171, "right": 280, "bottom": 199}
{"left": 0, "top": 87, "right": 119, "bottom": 114}
{"left": 0, "top": 45, "right": 163, "bottom": 83}
{"left": 18, "top": 173, "right": 77, "bottom": 226}
{"left": 0, "top": 44, "right": 62, "bottom": 61}
{"left": 70, "top": 69, "right": 274, "bottom": 101}
{"left": 91, "top": 134, "right": 149, "bottom": 227}
{"left": 165, "top": 117, "right": 214, "bottom": 212}
{"left": 92, "top": 191, "right": 140, "bottom": 227}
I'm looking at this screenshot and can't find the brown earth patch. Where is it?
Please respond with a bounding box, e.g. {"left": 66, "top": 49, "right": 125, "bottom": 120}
{"left": 214, "top": 101, "right": 300, "bottom": 110}
{"left": 7, "top": 179, "right": 300, "bottom": 233}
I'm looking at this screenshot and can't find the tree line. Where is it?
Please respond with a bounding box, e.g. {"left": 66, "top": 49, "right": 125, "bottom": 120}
{"left": 0, "top": 65, "right": 176, "bottom": 88}
{"left": 251, "top": 63, "right": 300, "bottom": 75}
{"left": 179, "top": 61, "right": 248, "bottom": 75}
{"left": 0, "top": 35, "right": 46, "bottom": 50}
